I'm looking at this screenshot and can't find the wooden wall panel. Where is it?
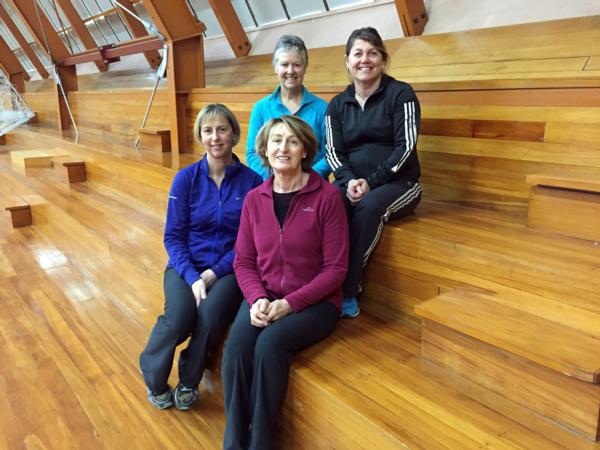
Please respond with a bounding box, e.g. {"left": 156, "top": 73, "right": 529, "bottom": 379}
{"left": 421, "top": 118, "right": 545, "bottom": 141}
{"left": 544, "top": 122, "right": 600, "bottom": 147}
{"left": 68, "top": 90, "right": 169, "bottom": 141}
{"left": 585, "top": 55, "right": 599, "bottom": 71}
{"left": 21, "top": 92, "right": 58, "bottom": 128}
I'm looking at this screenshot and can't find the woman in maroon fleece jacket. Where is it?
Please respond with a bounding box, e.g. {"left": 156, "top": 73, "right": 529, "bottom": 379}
{"left": 222, "top": 115, "right": 348, "bottom": 450}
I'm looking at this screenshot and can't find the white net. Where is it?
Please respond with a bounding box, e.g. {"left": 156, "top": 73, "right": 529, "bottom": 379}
{"left": 0, "top": 70, "right": 34, "bottom": 136}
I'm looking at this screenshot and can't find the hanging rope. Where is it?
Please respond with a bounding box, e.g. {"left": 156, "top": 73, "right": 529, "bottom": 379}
{"left": 47, "top": 0, "right": 75, "bottom": 54}
{"left": 110, "top": 0, "right": 168, "bottom": 151}
{"left": 32, "top": 0, "right": 79, "bottom": 140}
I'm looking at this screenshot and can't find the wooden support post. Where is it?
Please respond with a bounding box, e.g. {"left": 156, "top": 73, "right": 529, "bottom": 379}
{"left": 9, "top": 72, "right": 26, "bottom": 93}
{"left": 143, "top": 0, "right": 206, "bottom": 154}
{"left": 54, "top": 66, "right": 78, "bottom": 131}
{"left": 63, "top": 161, "right": 87, "bottom": 183}
{"left": 5, "top": 202, "right": 31, "bottom": 228}
{"left": 208, "top": 0, "right": 251, "bottom": 57}
{"left": 394, "top": 0, "right": 428, "bottom": 36}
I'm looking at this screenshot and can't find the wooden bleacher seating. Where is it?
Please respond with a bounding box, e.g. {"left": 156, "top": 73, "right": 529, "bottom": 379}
{"left": 415, "top": 287, "right": 600, "bottom": 441}
{"left": 526, "top": 174, "right": 600, "bottom": 241}
{"left": 5, "top": 15, "right": 600, "bottom": 449}
{"left": 138, "top": 127, "right": 172, "bottom": 152}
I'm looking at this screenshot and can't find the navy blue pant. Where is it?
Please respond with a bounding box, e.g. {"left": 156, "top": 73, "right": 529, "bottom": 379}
{"left": 338, "top": 180, "right": 421, "bottom": 298}
{"left": 222, "top": 300, "right": 339, "bottom": 450}
{"left": 140, "top": 268, "right": 242, "bottom": 393}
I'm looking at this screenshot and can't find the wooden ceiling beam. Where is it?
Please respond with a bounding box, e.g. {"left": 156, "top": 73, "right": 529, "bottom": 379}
{"left": 115, "top": 0, "right": 162, "bottom": 69}
{"left": 6, "top": 0, "right": 77, "bottom": 131}
{"left": 394, "top": 0, "right": 428, "bottom": 36}
{"left": 0, "top": 34, "right": 29, "bottom": 92}
{"left": 54, "top": 0, "right": 108, "bottom": 72}
{"left": 0, "top": 3, "right": 48, "bottom": 78}
{"left": 208, "top": 0, "right": 250, "bottom": 57}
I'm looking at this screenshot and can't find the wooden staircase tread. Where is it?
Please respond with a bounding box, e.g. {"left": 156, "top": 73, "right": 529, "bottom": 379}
{"left": 526, "top": 174, "right": 600, "bottom": 193}
{"left": 289, "top": 312, "right": 585, "bottom": 450}
{"left": 375, "top": 203, "right": 600, "bottom": 316}
{"left": 415, "top": 288, "right": 600, "bottom": 383}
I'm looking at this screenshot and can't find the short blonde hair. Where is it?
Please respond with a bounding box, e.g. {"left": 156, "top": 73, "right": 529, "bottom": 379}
{"left": 193, "top": 103, "right": 241, "bottom": 147}
{"left": 255, "top": 115, "right": 317, "bottom": 173}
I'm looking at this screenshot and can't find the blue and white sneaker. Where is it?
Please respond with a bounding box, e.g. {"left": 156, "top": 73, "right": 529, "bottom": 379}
{"left": 341, "top": 297, "right": 360, "bottom": 318}
{"left": 146, "top": 386, "right": 174, "bottom": 409}
{"left": 174, "top": 383, "right": 199, "bottom": 410}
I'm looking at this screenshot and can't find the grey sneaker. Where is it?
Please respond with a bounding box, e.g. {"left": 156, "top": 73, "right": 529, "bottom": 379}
{"left": 174, "top": 383, "right": 199, "bottom": 410}
{"left": 146, "top": 386, "right": 174, "bottom": 409}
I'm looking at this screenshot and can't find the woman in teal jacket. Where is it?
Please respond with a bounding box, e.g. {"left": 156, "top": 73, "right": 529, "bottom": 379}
{"left": 245, "top": 34, "right": 330, "bottom": 180}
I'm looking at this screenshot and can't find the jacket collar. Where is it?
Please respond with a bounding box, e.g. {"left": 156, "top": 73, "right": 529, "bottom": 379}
{"left": 199, "top": 153, "right": 242, "bottom": 178}
{"left": 269, "top": 85, "right": 315, "bottom": 109}
{"left": 342, "top": 73, "right": 393, "bottom": 104}
{"left": 257, "top": 170, "right": 322, "bottom": 198}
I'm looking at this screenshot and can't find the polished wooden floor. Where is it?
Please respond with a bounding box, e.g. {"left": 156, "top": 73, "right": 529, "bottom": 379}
{"left": 1, "top": 125, "right": 599, "bottom": 449}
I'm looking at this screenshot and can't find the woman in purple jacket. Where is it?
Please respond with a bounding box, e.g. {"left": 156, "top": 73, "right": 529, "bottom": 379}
{"left": 140, "top": 104, "right": 261, "bottom": 411}
{"left": 222, "top": 115, "right": 349, "bottom": 450}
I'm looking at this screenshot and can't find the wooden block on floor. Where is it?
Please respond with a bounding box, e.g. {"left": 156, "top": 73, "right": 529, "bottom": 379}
{"left": 0, "top": 135, "right": 6, "bottom": 145}
{"left": 527, "top": 185, "right": 600, "bottom": 242}
{"left": 63, "top": 161, "right": 87, "bottom": 183}
{"left": 27, "top": 113, "right": 39, "bottom": 124}
{"left": 420, "top": 319, "right": 600, "bottom": 441}
{"left": 138, "top": 128, "right": 171, "bottom": 152}
{"left": 10, "top": 150, "right": 52, "bottom": 168}
{"left": 4, "top": 198, "right": 32, "bottom": 228}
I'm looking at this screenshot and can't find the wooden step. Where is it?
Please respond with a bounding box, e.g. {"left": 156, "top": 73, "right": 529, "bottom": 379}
{"left": 526, "top": 174, "right": 600, "bottom": 242}
{"left": 415, "top": 287, "right": 600, "bottom": 441}
{"left": 526, "top": 174, "right": 600, "bottom": 194}
{"left": 138, "top": 127, "right": 171, "bottom": 152}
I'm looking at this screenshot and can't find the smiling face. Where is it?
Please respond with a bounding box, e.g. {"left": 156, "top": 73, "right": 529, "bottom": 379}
{"left": 200, "top": 114, "right": 234, "bottom": 162}
{"left": 274, "top": 50, "right": 306, "bottom": 92}
{"left": 266, "top": 122, "right": 306, "bottom": 176}
{"left": 345, "top": 38, "right": 385, "bottom": 85}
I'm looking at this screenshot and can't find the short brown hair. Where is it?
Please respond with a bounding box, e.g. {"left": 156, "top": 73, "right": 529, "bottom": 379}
{"left": 193, "top": 103, "right": 241, "bottom": 147}
{"left": 255, "top": 115, "right": 317, "bottom": 173}
{"left": 345, "top": 27, "right": 389, "bottom": 68}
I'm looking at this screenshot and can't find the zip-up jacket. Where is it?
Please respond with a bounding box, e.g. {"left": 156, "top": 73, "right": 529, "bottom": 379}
{"left": 325, "top": 73, "right": 421, "bottom": 189}
{"left": 165, "top": 155, "right": 262, "bottom": 286}
{"left": 233, "top": 171, "right": 349, "bottom": 313}
{"left": 246, "top": 85, "right": 331, "bottom": 180}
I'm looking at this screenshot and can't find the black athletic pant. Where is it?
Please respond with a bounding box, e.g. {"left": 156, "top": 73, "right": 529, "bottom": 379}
{"left": 221, "top": 300, "right": 339, "bottom": 450}
{"left": 338, "top": 180, "right": 421, "bottom": 298}
{"left": 140, "top": 268, "right": 242, "bottom": 394}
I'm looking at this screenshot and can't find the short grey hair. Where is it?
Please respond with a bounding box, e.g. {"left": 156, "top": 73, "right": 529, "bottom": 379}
{"left": 272, "top": 34, "right": 308, "bottom": 68}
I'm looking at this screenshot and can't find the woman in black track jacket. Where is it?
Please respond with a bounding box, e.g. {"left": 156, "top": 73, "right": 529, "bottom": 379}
{"left": 325, "top": 27, "right": 422, "bottom": 318}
